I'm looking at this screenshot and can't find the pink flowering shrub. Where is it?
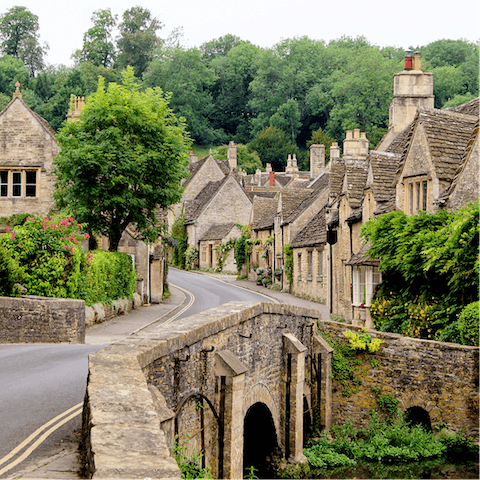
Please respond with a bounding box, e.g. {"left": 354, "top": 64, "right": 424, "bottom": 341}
{"left": 0, "top": 214, "right": 88, "bottom": 298}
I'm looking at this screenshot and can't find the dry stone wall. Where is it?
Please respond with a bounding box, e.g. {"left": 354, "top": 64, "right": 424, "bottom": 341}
{"left": 0, "top": 295, "right": 85, "bottom": 343}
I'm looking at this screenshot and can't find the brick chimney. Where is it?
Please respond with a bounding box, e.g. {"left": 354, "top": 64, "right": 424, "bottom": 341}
{"left": 227, "top": 141, "right": 237, "bottom": 169}
{"left": 310, "top": 144, "right": 325, "bottom": 178}
{"left": 269, "top": 171, "right": 275, "bottom": 186}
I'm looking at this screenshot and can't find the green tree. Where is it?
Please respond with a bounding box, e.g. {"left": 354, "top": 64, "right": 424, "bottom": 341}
{"left": 116, "top": 6, "right": 162, "bottom": 78}
{"left": 74, "top": 9, "right": 117, "bottom": 68}
{"left": 143, "top": 45, "right": 219, "bottom": 144}
{"left": 248, "top": 126, "right": 298, "bottom": 171}
{"left": 0, "top": 6, "right": 48, "bottom": 75}
{"left": 307, "top": 127, "right": 336, "bottom": 163}
{"left": 270, "top": 99, "right": 302, "bottom": 142}
{"left": 214, "top": 143, "right": 262, "bottom": 174}
{"left": 421, "top": 39, "right": 477, "bottom": 68}
{"left": 432, "top": 65, "right": 466, "bottom": 108}
{"left": 201, "top": 34, "right": 245, "bottom": 62}
{"left": 54, "top": 68, "right": 191, "bottom": 251}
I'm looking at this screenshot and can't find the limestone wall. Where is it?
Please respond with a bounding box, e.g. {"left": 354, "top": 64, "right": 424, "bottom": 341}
{"left": 321, "top": 320, "right": 479, "bottom": 440}
{"left": 0, "top": 295, "right": 85, "bottom": 343}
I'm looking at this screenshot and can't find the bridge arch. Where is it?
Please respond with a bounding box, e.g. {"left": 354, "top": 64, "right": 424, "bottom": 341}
{"left": 243, "top": 382, "right": 280, "bottom": 437}
{"left": 405, "top": 406, "right": 432, "bottom": 431}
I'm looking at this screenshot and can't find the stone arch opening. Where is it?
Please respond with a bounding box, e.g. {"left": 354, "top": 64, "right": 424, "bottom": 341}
{"left": 303, "top": 396, "right": 312, "bottom": 444}
{"left": 243, "top": 402, "right": 278, "bottom": 479}
{"left": 405, "top": 406, "right": 432, "bottom": 432}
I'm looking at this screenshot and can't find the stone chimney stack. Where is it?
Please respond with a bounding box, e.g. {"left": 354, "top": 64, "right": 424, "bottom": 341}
{"left": 67, "top": 95, "right": 85, "bottom": 122}
{"left": 189, "top": 151, "right": 198, "bottom": 163}
{"left": 285, "top": 154, "right": 299, "bottom": 174}
{"left": 227, "top": 141, "right": 237, "bottom": 169}
{"left": 343, "top": 129, "right": 369, "bottom": 162}
{"left": 389, "top": 51, "right": 434, "bottom": 134}
{"left": 255, "top": 168, "right": 262, "bottom": 186}
{"left": 265, "top": 163, "right": 272, "bottom": 173}
{"left": 330, "top": 142, "right": 340, "bottom": 161}
{"left": 310, "top": 144, "right": 325, "bottom": 178}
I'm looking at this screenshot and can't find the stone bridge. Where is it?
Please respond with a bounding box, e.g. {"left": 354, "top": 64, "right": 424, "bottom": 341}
{"left": 82, "top": 301, "right": 479, "bottom": 479}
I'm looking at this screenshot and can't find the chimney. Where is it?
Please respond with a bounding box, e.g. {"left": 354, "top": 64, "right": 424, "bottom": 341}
{"left": 13, "top": 81, "right": 22, "bottom": 99}
{"left": 189, "top": 151, "right": 198, "bottom": 163}
{"left": 330, "top": 142, "right": 340, "bottom": 161}
{"left": 255, "top": 168, "right": 262, "bottom": 186}
{"left": 310, "top": 144, "right": 325, "bottom": 178}
{"left": 227, "top": 141, "right": 237, "bottom": 169}
{"left": 389, "top": 50, "right": 434, "bottom": 133}
{"left": 265, "top": 163, "right": 272, "bottom": 173}
{"left": 343, "top": 129, "right": 369, "bottom": 159}
{"left": 67, "top": 95, "right": 85, "bottom": 122}
{"left": 270, "top": 171, "right": 275, "bottom": 187}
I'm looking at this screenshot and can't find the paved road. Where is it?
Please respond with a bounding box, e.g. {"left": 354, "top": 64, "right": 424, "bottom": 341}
{"left": 0, "top": 270, "right": 277, "bottom": 478}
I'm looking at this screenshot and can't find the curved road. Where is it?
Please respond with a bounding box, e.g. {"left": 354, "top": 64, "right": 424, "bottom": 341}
{"left": 0, "top": 271, "right": 275, "bottom": 477}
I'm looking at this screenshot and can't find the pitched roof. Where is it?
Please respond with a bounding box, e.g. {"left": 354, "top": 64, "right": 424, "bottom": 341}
{"left": 246, "top": 191, "right": 278, "bottom": 201}
{"left": 413, "top": 107, "right": 478, "bottom": 182}
{"left": 291, "top": 208, "right": 327, "bottom": 248}
{"left": 184, "top": 177, "right": 227, "bottom": 223}
{"left": 368, "top": 151, "right": 401, "bottom": 202}
{"left": 385, "top": 121, "right": 415, "bottom": 156}
{"left": 344, "top": 164, "right": 368, "bottom": 209}
{"left": 443, "top": 97, "right": 479, "bottom": 117}
{"left": 183, "top": 154, "right": 231, "bottom": 187}
{"left": 251, "top": 196, "right": 279, "bottom": 231}
{"left": 346, "top": 244, "right": 380, "bottom": 266}
{"left": 199, "top": 223, "right": 237, "bottom": 241}
{"left": 328, "top": 159, "right": 345, "bottom": 203}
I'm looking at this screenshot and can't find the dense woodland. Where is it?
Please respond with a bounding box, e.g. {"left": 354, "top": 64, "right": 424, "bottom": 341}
{"left": 0, "top": 6, "right": 478, "bottom": 170}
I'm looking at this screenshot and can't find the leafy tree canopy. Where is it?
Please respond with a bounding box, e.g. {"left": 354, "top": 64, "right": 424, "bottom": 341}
{"left": 0, "top": 6, "right": 48, "bottom": 75}
{"left": 54, "top": 68, "right": 191, "bottom": 251}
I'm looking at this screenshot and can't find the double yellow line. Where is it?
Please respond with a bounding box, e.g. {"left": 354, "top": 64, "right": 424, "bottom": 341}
{"left": 0, "top": 402, "right": 83, "bottom": 476}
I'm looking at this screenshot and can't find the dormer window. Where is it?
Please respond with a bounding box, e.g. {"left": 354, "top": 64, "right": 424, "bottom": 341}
{"left": 406, "top": 178, "right": 428, "bottom": 214}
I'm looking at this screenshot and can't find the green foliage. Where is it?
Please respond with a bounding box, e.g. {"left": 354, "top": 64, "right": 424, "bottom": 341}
{"left": 438, "top": 426, "right": 479, "bottom": 462}
{"left": 54, "top": 68, "right": 190, "bottom": 251}
{"left": 303, "top": 411, "right": 453, "bottom": 476}
{"left": 0, "top": 243, "right": 21, "bottom": 296}
{"left": 76, "top": 250, "right": 136, "bottom": 306}
{"left": 184, "top": 246, "right": 198, "bottom": 271}
{"left": 213, "top": 143, "right": 262, "bottom": 174}
{"left": 0, "top": 6, "right": 47, "bottom": 75}
{"left": 307, "top": 127, "right": 335, "bottom": 163}
{"left": 172, "top": 434, "right": 211, "bottom": 479}
{"left": 248, "top": 126, "right": 299, "bottom": 171}
{"left": 282, "top": 243, "right": 293, "bottom": 291}
{"left": 244, "top": 465, "right": 259, "bottom": 479}
{"left": 73, "top": 9, "right": 117, "bottom": 68}
{"left": 457, "top": 301, "right": 479, "bottom": 346}
{"left": 0, "top": 214, "right": 88, "bottom": 298}
{"left": 171, "top": 215, "right": 188, "bottom": 269}
{"left": 234, "top": 224, "right": 251, "bottom": 276}
{"left": 213, "top": 238, "right": 235, "bottom": 272}
{"left": 371, "top": 386, "right": 399, "bottom": 420}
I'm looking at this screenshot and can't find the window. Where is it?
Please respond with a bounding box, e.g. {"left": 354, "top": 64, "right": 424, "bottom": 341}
{"left": 307, "top": 250, "right": 313, "bottom": 280}
{"left": 0, "top": 171, "right": 7, "bottom": 197}
{"left": 352, "top": 265, "right": 382, "bottom": 306}
{"left": 12, "top": 172, "right": 21, "bottom": 196}
{"left": 297, "top": 253, "right": 302, "bottom": 278}
{"left": 26, "top": 171, "right": 36, "bottom": 197}
{"left": 0, "top": 169, "right": 38, "bottom": 198}
{"left": 406, "top": 179, "right": 428, "bottom": 214}
{"left": 317, "top": 248, "right": 324, "bottom": 281}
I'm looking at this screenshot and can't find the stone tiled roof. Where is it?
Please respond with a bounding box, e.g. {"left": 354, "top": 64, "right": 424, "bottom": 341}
{"left": 251, "top": 196, "right": 279, "bottom": 231}
{"left": 375, "top": 198, "right": 396, "bottom": 215}
{"left": 246, "top": 191, "right": 277, "bottom": 201}
{"left": 183, "top": 154, "right": 231, "bottom": 187}
{"left": 413, "top": 107, "right": 478, "bottom": 182}
{"left": 291, "top": 207, "right": 327, "bottom": 248}
{"left": 184, "top": 177, "right": 227, "bottom": 223}
{"left": 444, "top": 97, "right": 479, "bottom": 117}
{"left": 437, "top": 122, "right": 479, "bottom": 205}
{"left": 385, "top": 121, "right": 415, "bottom": 156}
{"left": 329, "top": 159, "right": 345, "bottom": 202}
{"left": 282, "top": 173, "right": 330, "bottom": 224}
{"left": 344, "top": 164, "right": 368, "bottom": 209}
{"left": 327, "top": 208, "right": 339, "bottom": 228}
{"left": 368, "top": 151, "right": 401, "bottom": 202}
{"left": 199, "top": 223, "right": 236, "bottom": 241}
{"left": 346, "top": 244, "right": 380, "bottom": 266}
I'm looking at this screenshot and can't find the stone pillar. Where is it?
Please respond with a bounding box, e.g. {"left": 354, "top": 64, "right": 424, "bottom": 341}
{"left": 282, "top": 333, "right": 307, "bottom": 463}
{"left": 214, "top": 350, "right": 248, "bottom": 479}
{"left": 150, "top": 245, "right": 164, "bottom": 304}
{"left": 312, "top": 335, "right": 333, "bottom": 431}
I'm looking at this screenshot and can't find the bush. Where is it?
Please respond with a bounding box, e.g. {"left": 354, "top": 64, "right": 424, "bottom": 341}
{"left": 0, "top": 244, "right": 21, "bottom": 296}
{"left": 457, "top": 301, "right": 479, "bottom": 346}
{"left": 76, "top": 250, "right": 136, "bottom": 306}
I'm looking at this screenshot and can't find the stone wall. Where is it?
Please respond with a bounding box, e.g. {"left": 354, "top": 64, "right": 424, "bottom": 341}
{"left": 0, "top": 295, "right": 85, "bottom": 343}
{"left": 320, "top": 320, "right": 479, "bottom": 440}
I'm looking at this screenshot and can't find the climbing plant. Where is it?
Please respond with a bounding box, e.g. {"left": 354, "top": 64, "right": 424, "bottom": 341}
{"left": 283, "top": 243, "right": 293, "bottom": 292}
{"left": 213, "top": 238, "right": 235, "bottom": 272}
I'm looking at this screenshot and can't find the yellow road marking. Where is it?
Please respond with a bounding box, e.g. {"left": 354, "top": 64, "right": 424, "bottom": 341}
{"left": 0, "top": 404, "right": 82, "bottom": 476}
{"left": 162, "top": 283, "right": 195, "bottom": 325}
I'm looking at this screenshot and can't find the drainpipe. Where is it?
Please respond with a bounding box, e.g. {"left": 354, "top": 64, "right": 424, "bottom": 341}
{"left": 349, "top": 222, "right": 354, "bottom": 320}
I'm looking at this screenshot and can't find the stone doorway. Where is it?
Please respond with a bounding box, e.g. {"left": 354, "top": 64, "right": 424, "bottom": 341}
{"left": 243, "top": 402, "right": 278, "bottom": 478}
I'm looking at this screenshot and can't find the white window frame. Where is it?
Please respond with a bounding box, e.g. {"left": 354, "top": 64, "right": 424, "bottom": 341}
{"left": 352, "top": 265, "right": 382, "bottom": 307}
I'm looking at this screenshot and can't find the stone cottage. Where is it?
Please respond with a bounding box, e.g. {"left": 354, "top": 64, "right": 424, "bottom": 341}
{"left": 0, "top": 83, "right": 59, "bottom": 217}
